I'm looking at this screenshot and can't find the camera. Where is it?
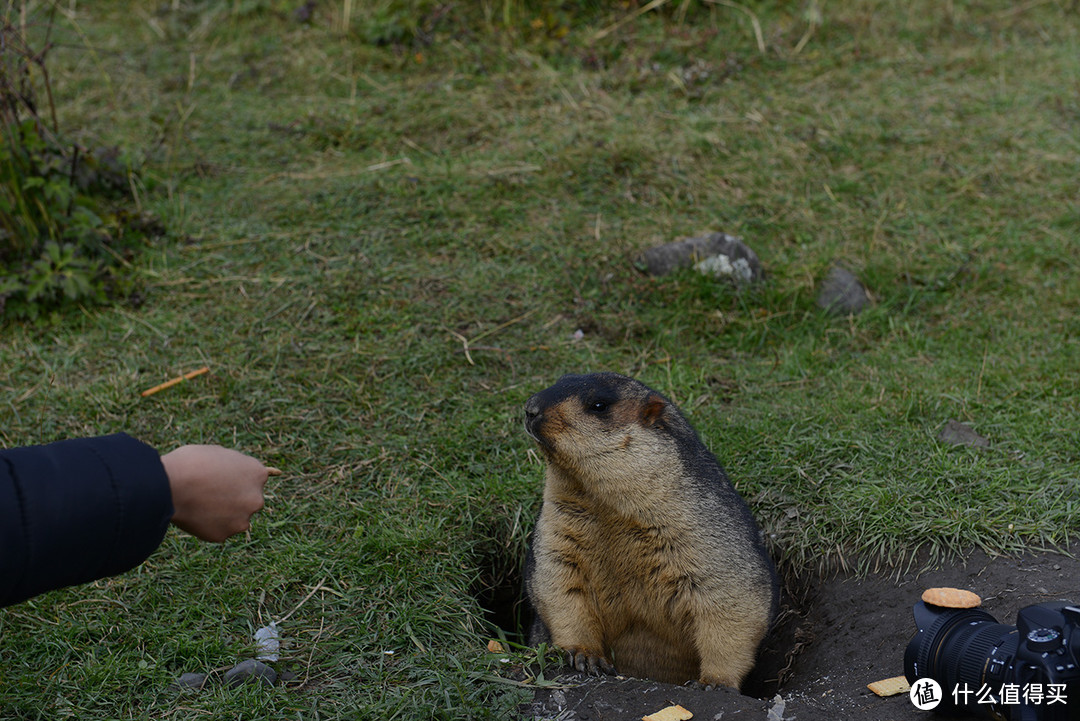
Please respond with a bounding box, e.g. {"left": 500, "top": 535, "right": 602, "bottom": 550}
{"left": 905, "top": 598, "right": 1080, "bottom": 720}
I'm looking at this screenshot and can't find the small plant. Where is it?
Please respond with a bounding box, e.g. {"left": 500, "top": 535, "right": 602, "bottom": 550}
{"left": 0, "top": 5, "right": 158, "bottom": 321}
{"left": 0, "top": 241, "right": 104, "bottom": 318}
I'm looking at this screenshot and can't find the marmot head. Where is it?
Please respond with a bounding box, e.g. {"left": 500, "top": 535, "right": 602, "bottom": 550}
{"left": 524, "top": 372, "right": 688, "bottom": 486}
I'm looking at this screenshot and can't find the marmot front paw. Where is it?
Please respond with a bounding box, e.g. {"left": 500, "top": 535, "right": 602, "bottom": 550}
{"left": 564, "top": 647, "right": 616, "bottom": 676}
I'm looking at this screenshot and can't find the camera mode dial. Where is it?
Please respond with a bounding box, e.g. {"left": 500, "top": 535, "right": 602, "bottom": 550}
{"left": 1026, "top": 627, "right": 1062, "bottom": 652}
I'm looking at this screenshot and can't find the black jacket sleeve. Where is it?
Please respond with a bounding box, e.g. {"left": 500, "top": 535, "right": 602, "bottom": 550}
{"left": 0, "top": 433, "right": 173, "bottom": 607}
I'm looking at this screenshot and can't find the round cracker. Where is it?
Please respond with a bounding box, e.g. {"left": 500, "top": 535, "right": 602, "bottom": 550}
{"left": 922, "top": 587, "right": 982, "bottom": 609}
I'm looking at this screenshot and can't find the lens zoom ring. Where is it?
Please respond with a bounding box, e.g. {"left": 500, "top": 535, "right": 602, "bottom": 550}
{"left": 941, "top": 623, "right": 1011, "bottom": 694}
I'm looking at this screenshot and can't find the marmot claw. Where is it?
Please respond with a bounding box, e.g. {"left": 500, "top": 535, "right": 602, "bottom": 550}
{"left": 566, "top": 648, "right": 616, "bottom": 676}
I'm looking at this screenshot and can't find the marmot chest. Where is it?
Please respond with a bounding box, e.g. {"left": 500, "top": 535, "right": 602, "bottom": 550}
{"left": 543, "top": 496, "right": 703, "bottom": 610}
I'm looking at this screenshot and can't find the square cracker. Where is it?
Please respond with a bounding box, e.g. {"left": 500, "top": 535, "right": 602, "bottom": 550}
{"left": 643, "top": 704, "right": 693, "bottom": 721}
{"left": 868, "top": 676, "right": 911, "bottom": 697}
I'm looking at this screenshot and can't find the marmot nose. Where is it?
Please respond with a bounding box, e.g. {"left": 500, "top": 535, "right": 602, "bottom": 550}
{"left": 524, "top": 397, "right": 543, "bottom": 438}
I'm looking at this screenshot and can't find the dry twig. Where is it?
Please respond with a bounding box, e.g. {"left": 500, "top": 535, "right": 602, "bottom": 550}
{"left": 592, "top": 0, "right": 673, "bottom": 41}
{"left": 703, "top": 0, "right": 766, "bottom": 54}
{"left": 140, "top": 366, "right": 210, "bottom": 397}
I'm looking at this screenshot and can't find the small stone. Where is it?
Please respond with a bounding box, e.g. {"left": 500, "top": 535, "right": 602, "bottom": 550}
{"left": 637, "top": 232, "right": 764, "bottom": 283}
{"left": 254, "top": 622, "right": 280, "bottom": 662}
{"left": 223, "top": 659, "right": 277, "bottom": 688}
{"left": 816, "top": 264, "right": 869, "bottom": 315}
{"left": 173, "top": 671, "right": 207, "bottom": 691}
{"left": 937, "top": 419, "right": 990, "bottom": 448}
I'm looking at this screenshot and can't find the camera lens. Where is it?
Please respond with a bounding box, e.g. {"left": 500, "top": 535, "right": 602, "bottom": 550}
{"left": 908, "top": 600, "right": 1080, "bottom": 721}
{"left": 905, "top": 602, "right": 1018, "bottom": 712}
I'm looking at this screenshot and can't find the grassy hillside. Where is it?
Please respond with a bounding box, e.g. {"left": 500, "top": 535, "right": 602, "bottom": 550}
{"left": 1, "top": 0, "right": 1077, "bottom": 717}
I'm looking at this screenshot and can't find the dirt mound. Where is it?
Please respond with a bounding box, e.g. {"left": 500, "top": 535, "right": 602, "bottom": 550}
{"left": 520, "top": 544, "right": 1080, "bottom": 720}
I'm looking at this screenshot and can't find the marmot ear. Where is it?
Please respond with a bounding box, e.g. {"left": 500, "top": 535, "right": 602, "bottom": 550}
{"left": 641, "top": 393, "right": 667, "bottom": 427}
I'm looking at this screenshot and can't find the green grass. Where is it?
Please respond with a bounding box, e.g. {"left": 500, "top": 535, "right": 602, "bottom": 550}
{"left": 1, "top": 0, "right": 1079, "bottom": 716}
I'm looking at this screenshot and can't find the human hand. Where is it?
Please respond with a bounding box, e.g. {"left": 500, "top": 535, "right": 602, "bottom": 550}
{"left": 160, "top": 445, "right": 279, "bottom": 542}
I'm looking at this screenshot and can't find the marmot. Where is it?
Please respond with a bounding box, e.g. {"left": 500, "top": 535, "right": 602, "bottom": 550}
{"left": 522, "top": 372, "right": 778, "bottom": 690}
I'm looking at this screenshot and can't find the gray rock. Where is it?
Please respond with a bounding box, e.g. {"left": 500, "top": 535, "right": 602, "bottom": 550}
{"left": 938, "top": 419, "right": 990, "bottom": 448}
{"left": 637, "top": 232, "right": 763, "bottom": 284}
{"left": 223, "top": 659, "right": 277, "bottom": 688}
{"left": 172, "top": 671, "right": 207, "bottom": 691}
{"left": 816, "top": 264, "right": 869, "bottom": 315}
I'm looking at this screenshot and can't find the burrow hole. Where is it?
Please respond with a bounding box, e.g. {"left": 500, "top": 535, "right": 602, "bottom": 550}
{"left": 473, "top": 549, "right": 816, "bottom": 701}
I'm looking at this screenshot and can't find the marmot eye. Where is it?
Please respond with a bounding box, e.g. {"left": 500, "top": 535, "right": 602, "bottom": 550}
{"left": 588, "top": 400, "right": 609, "bottom": 413}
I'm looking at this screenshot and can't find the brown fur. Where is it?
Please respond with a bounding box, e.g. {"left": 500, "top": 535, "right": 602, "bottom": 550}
{"left": 523, "top": 372, "right": 778, "bottom": 690}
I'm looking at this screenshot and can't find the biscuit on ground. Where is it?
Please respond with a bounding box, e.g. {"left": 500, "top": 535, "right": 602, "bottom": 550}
{"left": 867, "top": 675, "right": 911, "bottom": 697}
{"left": 643, "top": 705, "right": 693, "bottom": 721}
{"left": 921, "top": 587, "right": 982, "bottom": 609}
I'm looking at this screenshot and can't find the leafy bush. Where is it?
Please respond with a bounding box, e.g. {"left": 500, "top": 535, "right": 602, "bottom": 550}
{"left": 0, "top": 9, "right": 158, "bottom": 321}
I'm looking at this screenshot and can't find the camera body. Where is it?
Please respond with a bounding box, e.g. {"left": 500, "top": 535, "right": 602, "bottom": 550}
{"left": 905, "top": 599, "right": 1080, "bottom": 720}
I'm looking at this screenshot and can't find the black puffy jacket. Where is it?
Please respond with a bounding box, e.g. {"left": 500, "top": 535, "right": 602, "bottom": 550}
{"left": 0, "top": 433, "right": 172, "bottom": 607}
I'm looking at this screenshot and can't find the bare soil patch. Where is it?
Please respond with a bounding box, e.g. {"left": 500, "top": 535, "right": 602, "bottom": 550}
{"left": 518, "top": 544, "right": 1080, "bottom": 720}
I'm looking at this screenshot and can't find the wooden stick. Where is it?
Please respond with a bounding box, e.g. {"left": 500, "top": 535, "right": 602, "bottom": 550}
{"left": 140, "top": 366, "right": 210, "bottom": 397}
